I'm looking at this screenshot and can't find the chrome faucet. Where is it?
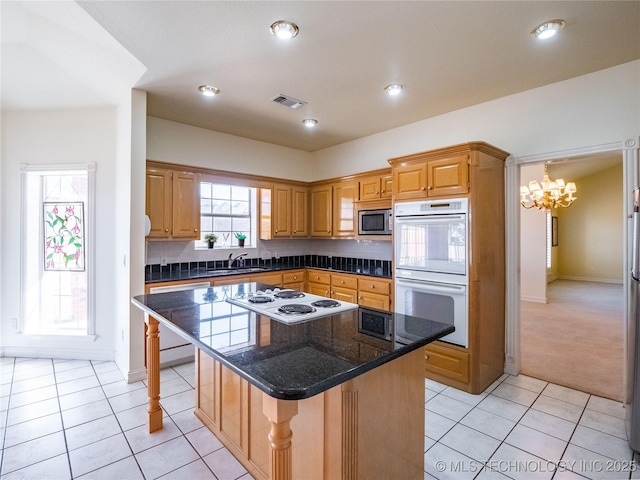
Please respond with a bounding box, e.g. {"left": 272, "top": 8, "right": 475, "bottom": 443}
{"left": 228, "top": 252, "right": 248, "bottom": 268}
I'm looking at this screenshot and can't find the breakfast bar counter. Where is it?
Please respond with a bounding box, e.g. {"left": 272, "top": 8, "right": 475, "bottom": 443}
{"left": 132, "top": 282, "right": 453, "bottom": 480}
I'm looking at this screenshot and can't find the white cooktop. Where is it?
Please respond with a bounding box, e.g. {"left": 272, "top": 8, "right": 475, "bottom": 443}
{"left": 225, "top": 288, "right": 359, "bottom": 324}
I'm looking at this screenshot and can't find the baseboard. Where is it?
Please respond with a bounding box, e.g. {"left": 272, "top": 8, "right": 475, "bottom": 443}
{"left": 557, "top": 275, "right": 623, "bottom": 284}
{"left": 521, "top": 295, "right": 548, "bottom": 304}
{"left": 114, "top": 351, "right": 148, "bottom": 384}
{"left": 1, "top": 346, "right": 114, "bottom": 362}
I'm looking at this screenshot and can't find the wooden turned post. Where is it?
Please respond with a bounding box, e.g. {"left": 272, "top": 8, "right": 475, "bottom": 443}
{"left": 262, "top": 395, "right": 298, "bottom": 480}
{"left": 146, "top": 315, "right": 163, "bottom": 433}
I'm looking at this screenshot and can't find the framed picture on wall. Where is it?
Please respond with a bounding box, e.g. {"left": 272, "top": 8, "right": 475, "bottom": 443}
{"left": 552, "top": 216, "right": 558, "bottom": 247}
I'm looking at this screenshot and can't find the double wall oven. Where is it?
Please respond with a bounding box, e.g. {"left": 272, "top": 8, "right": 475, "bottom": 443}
{"left": 394, "top": 198, "right": 468, "bottom": 348}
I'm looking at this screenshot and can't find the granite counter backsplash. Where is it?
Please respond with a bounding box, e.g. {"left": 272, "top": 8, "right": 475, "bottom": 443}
{"left": 145, "top": 255, "right": 392, "bottom": 283}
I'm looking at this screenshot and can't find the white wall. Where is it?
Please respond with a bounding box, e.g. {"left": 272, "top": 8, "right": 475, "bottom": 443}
{"left": 310, "top": 61, "right": 640, "bottom": 180}
{"left": 147, "top": 117, "right": 313, "bottom": 181}
{"left": 1, "top": 108, "right": 118, "bottom": 359}
{"left": 519, "top": 164, "right": 547, "bottom": 303}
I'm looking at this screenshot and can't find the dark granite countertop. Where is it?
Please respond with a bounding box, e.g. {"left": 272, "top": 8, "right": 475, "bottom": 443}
{"left": 145, "top": 262, "right": 391, "bottom": 284}
{"left": 131, "top": 282, "right": 454, "bottom": 400}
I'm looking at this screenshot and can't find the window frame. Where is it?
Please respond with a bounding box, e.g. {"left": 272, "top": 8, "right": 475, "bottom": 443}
{"left": 20, "top": 163, "right": 96, "bottom": 336}
{"left": 197, "top": 180, "right": 257, "bottom": 250}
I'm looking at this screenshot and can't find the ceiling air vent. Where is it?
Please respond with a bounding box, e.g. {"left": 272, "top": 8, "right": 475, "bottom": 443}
{"left": 271, "top": 94, "right": 306, "bottom": 109}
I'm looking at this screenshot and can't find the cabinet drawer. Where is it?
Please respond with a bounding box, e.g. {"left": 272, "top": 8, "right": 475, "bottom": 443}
{"left": 357, "top": 277, "right": 391, "bottom": 295}
{"left": 331, "top": 273, "right": 358, "bottom": 290}
{"left": 424, "top": 342, "right": 469, "bottom": 383}
{"left": 308, "top": 282, "right": 330, "bottom": 297}
{"left": 308, "top": 270, "right": 330, "bottom": 285}
{"left": 283, "top": 270, "right": 305, "bottom": 285}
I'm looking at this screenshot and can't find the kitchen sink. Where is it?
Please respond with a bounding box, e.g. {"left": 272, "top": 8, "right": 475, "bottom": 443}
{"left": 206, "top": 267, "right": 270, "bottom": 275}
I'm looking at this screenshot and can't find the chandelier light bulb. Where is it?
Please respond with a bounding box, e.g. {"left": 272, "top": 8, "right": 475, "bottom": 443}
{"left": 520, "top": 164, "right": 577, "bottom": 210}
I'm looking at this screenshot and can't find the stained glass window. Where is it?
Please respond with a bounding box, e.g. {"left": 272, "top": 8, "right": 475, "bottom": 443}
{"left": 43, "top": 202, "right": 85, "bottom": 271}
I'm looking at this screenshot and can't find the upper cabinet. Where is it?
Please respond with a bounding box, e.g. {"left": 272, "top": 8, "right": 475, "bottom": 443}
{"left": 310, "top": 180, "right": 359, "bottom": 237}
{"left": 146, "top": 167, "right": 200, "bottom": 240}
{"left": 391, "top": 153, "right": 469, "bottom": 200}
{"left": 260, "top": 184, "right": 308, "bottom": 239}
{"left": 332, "top": 180, "right": 359, "bottom": 237}
{"left": 310, "top": 185, "right": 333, "bottom": 237}
{"left": 359, "top": 173, "right": 392, "bottom": 201}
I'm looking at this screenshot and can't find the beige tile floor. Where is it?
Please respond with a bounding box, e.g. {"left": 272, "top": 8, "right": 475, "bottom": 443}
{"left": 1, "top": 357, "right": 639, "bottom": 480}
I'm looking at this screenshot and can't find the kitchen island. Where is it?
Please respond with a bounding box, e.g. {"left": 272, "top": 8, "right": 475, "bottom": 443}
{"left": 132, "top": 282, "right": 454, "bottom": 480}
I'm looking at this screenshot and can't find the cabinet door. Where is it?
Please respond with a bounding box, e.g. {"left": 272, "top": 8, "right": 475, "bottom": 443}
{"left": 251, "top": 272, "right": 282, "bottom": 287}
{"left": 172, "top": 171, "right": 200, "bottom": 239}
{"left": 427, "top": 154, "right": 469, "bottom": 197}
{"left": 393, "top": 163, "right": 429, "bottom": 200}
{"left": 357, "top": 291, "right": 390, "bottom": 311}
{"left": 292, "top": 186, "right": 308, "bottom": 237}
{"left": 332, "top": 180, "right": 358, "bottom": 237}
{"left": 359, "top": 176, "right": 381, "bottom": 201}
{"left": 380, "top": 174, "right": 393, "bottom": 199}
{"left": 310, "top": 185, "right": 332, "bottom": 237}
{"left": 146, "top": 168, "right": 172, "bottom": 238}
{"left": 308, "top": 282, "right": 330, "bottom": 297}
{"left": 332, "top": 286, "right": 358, "bottom": 303}
{"left": 273, "top": 185, "right": 292, "bottom": 237}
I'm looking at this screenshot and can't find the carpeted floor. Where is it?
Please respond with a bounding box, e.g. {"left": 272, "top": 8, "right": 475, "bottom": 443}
{"left": 520, "top": 279, "right": 624, "bottom": 401}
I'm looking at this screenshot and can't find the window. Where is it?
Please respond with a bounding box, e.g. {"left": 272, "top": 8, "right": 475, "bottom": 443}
{"left": 21, "top": 164, "right": 95, "bottom": 335}
{"left": 199, "top": 182, "right": 256, "bottom": 248}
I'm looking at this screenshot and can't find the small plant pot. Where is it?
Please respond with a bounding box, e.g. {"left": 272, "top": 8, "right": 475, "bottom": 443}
{"left": 207, "top": 241, "right": 215, "bottom": 249}
{"left": 238, "top": 239, "right": 245, "bottom": 247}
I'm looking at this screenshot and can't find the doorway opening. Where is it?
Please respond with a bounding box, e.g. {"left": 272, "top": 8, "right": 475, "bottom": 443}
{"left": 519, "top": 155, "right": 625, "bottom": 401}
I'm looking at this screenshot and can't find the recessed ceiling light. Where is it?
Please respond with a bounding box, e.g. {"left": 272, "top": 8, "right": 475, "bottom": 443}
{"left": 270, "top": 20, "right": 299, "bottom": 40}
{"left": 302, "top": 119, "right": 318, "bottom": 128}
{"left": 198, "top": 85, "right": 220, "bottom": 97}
{"left": 531, "top": 19, "right": 565, "bottom": 39}
{"left": 384, "top": 84, "right": 404, "bottom": 96}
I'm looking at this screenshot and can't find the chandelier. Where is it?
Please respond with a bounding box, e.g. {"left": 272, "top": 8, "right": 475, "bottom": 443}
{"left": 520, "top": 164, "right": 577, "bottom": 210}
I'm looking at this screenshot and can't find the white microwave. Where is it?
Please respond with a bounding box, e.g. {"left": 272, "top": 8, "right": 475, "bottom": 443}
{"left": 358, "top": 208, "right": 392, "bottom": 235}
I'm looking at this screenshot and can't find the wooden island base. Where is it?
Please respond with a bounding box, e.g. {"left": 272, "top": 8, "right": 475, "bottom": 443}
{"left": 195, "top": 347, "right": 425, "bottom": 480}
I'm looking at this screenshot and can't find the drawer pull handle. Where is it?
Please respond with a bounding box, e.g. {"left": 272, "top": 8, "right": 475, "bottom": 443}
{"left": 370, "top": 285, "right": 375, "bottom": 289}
{"left": 165, "top": 228, "right": 169, "bottom": 232}
{"left": 425, "top": 355, "right": 430, "bottom": 360}
{"left": 194, "top": 228, "right": 198, "bottom": 232}
{"left": 341, "top": 280, "right": 345, "bottom": 284}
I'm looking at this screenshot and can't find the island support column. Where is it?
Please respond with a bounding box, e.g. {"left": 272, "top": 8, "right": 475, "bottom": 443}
{"left": 262, "top": 395, "right": 298, "bottom": 480}
{"left": 145, "top": 315, "right": 163, "bottom": 433}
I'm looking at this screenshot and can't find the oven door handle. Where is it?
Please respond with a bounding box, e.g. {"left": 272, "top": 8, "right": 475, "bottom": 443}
{"left": 395, "top": 214, "right": 466, "bottom": 224}
{"left": 396, "top": 277, "right": 466, "bottom": 293}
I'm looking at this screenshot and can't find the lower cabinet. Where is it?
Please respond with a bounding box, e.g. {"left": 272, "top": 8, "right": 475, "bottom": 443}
{"left": 330, "top": 273, "right": 358, "bottom": 303}
{"left": 196, "top": 347, "right": 425, "bottom": 480}
{"left": 283, "top": 270, "right": 305, "bottom": 291}
{"left": 307, "top": 269, "right": 331, "bottom": 297}
{"left": 423, "top": 342, "right": 470, "bottom": 385}
{"left": 357, "top": 278, "right": 391, "bottom": 310}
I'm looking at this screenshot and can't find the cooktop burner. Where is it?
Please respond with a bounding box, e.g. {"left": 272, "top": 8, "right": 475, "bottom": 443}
{"left": 278, "top": 304, "right": 317, "bottom": 315}
{"left": 248, "top": 295, "right": 274, "bottom": 304}
{"left": 311, "top": 299, "right": 340, "bottom": 308}
{"left": 274, "top": 290, "right": 305, "bottom": 299}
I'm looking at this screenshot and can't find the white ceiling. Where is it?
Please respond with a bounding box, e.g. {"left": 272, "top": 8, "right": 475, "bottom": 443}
{"left": 2, "top": 1, "right": 639, "bottom": 153}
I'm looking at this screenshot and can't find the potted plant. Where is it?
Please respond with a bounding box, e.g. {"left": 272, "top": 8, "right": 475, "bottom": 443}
{"left": 203, "top": 233, "right": 218, "bottom": 249}
{"left": 234, "top": 232, "right": 246, "bottom": 247}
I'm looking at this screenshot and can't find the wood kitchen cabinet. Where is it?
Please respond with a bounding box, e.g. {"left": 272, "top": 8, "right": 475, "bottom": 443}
{"left": 389, "top": 141, "right": 509, "bottom": 394}
{"left": 306, "top": 269, "right": 331, "bottom": 297}
{"left": 357, "top": 277, "right": 392, "bottom": 311}
{"left": 391, "top": 152, "right": 469, "bottom": 200}
{"left": 359, "top": 173, "right": 392, "bottom": 201}
{"left": 283, "top": 270, "right": 305, "bottom": 291}
{"left": 309, "top": 185, "right": 332, "bottom": 237}
{"left": 330, "top": 273, "right": 358, "bottom": 303}
{"left": 332, "top": 180, "right": 359, "bottom": 237}
{"left": 260, "top": 184, "right": 308, "bottom": 239}
{"left": 310, "top": 180, "right": 359, "bottom": 237}
{"left": 146, "top": 167, "right": 200, "bottom": 240}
